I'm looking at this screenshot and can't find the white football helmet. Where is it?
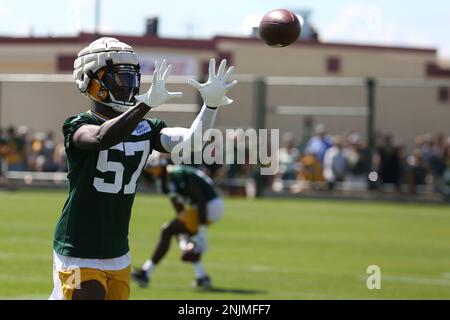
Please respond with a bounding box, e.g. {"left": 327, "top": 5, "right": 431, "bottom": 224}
{"left": 73, "top": 37, "right": 141, "bottom": 113}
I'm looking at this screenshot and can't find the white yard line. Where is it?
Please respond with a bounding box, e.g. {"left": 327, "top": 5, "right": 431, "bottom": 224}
{"left": 0, "top": 294, "right": 49, "bottom": 300}
{"left": 359, "top": 275, "right": 450, "bottom": 287}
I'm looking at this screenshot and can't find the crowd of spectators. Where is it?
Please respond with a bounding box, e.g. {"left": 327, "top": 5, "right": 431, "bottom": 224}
{"left": 275, "top": 124, "right": 450, "bottom": 194}
{"left": 0, "top": 126, "right": 67, "bottom": 174}
{"left": 1, "top": 123, "right": 450, "bottom": 195}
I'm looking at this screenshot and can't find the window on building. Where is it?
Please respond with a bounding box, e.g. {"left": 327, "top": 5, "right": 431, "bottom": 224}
{"left": 217, "top": 51, "right": 233, "bottom": 66}
{"left": 438, "top": 87, "right": 449, "bottom": 103}
{"left": 201, "top": 60, "right": 210, "bottom": 78}
{"left": 201, "top": 52, "right": 233, "bottom": 77}
{"left": 57, "top": 55, "right": 77, "bottom": 72}
{"left": 326, "top": 56, "right": 341, "bottom": 74}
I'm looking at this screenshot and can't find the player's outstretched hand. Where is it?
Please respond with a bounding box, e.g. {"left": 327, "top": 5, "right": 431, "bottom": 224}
{"left": 188, "top": 58, "right": 238, "bottom": 108}
{"left": 135, "top": 59, "right": 183, "bottom": 108}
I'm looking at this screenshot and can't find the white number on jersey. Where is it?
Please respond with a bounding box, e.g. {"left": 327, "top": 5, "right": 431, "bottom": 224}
{"left": 93, "top": 141, "right": 150, "bottom": 194}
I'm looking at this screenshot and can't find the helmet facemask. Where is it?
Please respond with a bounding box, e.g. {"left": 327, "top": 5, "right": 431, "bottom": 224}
{"left": 87, "top": 59, "right": 141, "bottom": 113}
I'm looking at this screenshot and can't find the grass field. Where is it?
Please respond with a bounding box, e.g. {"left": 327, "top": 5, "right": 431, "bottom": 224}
{"left": 1, "top": 189, "right": 450, "bottom": 299}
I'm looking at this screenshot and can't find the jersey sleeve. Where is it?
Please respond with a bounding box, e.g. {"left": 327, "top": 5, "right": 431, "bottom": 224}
{"left": 146, "top": 117, "right": 167, "bottom": 152}
{"left": 147, "top": 118, "right": 167, "bottom": 135}
{"left": 62, "top": 114, "right": 95, "bottom": 149}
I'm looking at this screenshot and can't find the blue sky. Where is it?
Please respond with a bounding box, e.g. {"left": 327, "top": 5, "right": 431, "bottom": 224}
{"left": 1, "top": 0, "right": 449, "bottom": 58}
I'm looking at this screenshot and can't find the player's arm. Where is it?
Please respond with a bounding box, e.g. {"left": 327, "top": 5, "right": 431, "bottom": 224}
{"left": 170, "top": 197, "right": 184, "bottom": 214}
{"left": 155, "top": 59, "right": 237, "bottom": 153}
{"left": 72, "top": 104, "right": 151, "bottom": 150}
{"left": 72, "top": 60, "right": 182, "bottom": 151}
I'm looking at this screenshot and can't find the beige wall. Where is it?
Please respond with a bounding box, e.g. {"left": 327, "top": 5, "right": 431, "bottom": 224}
{"left": 216, "top": 40, "right": 435, "bottom": 78}
{"left": 266, "top": 84, "right": 368, "bottom": 143}
{"left": 0, "top": 44, "right": 84, "bottom": 73}
{"left": 0, "top": 78, "right": 199, "bottom": 138}
{"left": 0, "top": 38, "right": 437, "bottom": 79}
{"left": 1, "top": 75, "right": 449, "bottom": 151}
{"left": 0, "top": 43, "right": 215, "bottom": 74}
{"left": 375, "top": 86, "right": 450, "bottom": 144}
{"left": 265, "top": 83, "right": 450, "bottom": 148}
{"left": 0, "top": 37, "right": 447, "bottom": 151}
{"left": 0, "top": 77, "right": 256, "bottom": 143}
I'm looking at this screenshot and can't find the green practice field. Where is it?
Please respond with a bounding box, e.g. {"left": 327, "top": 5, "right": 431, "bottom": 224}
{"left": 1, "top": 189, "right": 450, "bottom": 299}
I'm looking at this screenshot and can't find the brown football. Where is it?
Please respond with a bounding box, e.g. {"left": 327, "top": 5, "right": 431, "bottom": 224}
{"left": 181, "top": 249, "right": 201, "bottom": 262}
{"left": 180, "top": 241, "right": 201, "bottom": 262}
{"left": 259, "top": 9, "right": 301, "bottom": 47}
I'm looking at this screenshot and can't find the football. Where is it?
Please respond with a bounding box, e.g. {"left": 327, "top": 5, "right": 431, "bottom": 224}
{"left": 259, "top": 9, "right": 302, "bottom": 47}
{"left": 181, "top": 242, "right": 201, "bottom": 262}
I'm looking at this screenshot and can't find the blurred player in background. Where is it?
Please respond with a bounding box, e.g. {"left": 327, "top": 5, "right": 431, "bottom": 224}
{"left": 50, "top": 37, "right": 237, "bottom": 300}
{"left": 132, "top": 155, "right": 224, "bottom": 289}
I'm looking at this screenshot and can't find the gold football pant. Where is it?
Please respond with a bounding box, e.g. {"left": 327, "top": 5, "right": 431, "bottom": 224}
{"left": 54, "top": 265, "right": 131, "bottom": 300}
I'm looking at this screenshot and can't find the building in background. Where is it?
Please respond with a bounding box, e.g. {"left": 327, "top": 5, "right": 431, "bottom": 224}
{"left": 0, "top": 22, "right": 449, "bottom": 151}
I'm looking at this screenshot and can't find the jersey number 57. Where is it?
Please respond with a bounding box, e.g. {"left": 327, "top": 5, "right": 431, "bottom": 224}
{"left": 93, "top": 141, "right": 150, "bottom": 194}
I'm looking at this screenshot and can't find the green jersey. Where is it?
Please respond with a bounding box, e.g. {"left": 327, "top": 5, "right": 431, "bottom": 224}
{"left": 167, "top": 165, "right": 218, "bottom": 204}
{"left": 53, "top": 111, "right": 166, "bottom": 259}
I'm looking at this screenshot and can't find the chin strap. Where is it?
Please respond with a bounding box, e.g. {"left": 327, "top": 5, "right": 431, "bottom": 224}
{"left": 109, "top": 102, "right": 132, "bottom": 113}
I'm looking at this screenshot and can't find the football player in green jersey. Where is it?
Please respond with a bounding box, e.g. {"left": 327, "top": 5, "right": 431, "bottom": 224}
{"left": 132, "top": 156, "right": 224, "bottom": 289}
{"left": 49, "top": 37, "right": 237, "bottom": 300}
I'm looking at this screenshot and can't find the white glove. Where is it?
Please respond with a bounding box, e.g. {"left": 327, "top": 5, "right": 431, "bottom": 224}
{"left": 191, "top": 225, "right": 208, "bottom": 253}
{"left": 135, "top": 59, "right": 183, "bottom": 108}
{"left": 188, "top": 58, "right": 237, "bottom": 108}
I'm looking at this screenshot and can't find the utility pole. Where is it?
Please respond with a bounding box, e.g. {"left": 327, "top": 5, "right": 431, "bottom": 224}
{"left": 366, "top": 78, "right": 376, "bottom": 190}
{"left": 254, "top": 78, "right": 267, "bottom": 197}
{"left": 94, "top": 0, "right": 101, "bottom": 35}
